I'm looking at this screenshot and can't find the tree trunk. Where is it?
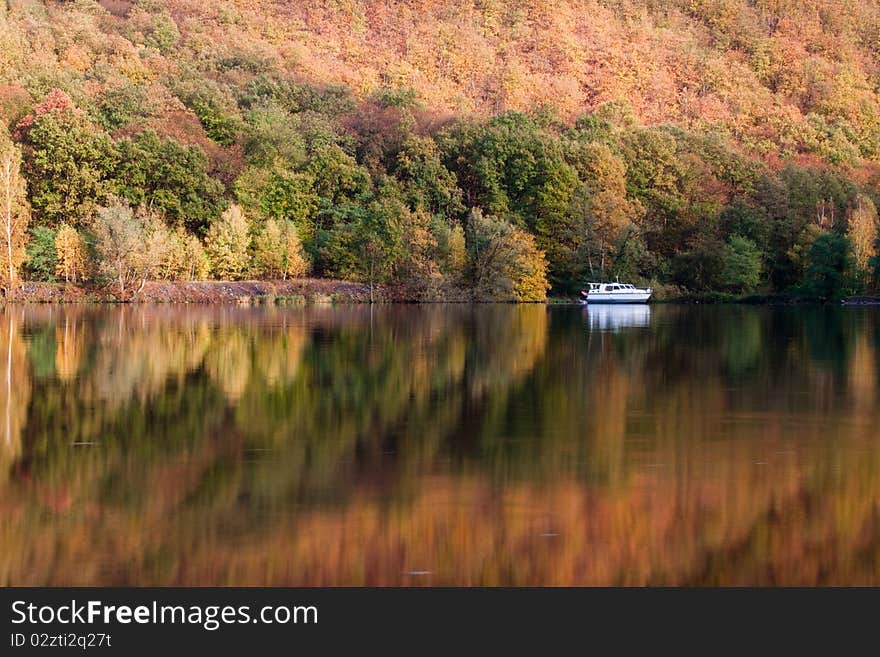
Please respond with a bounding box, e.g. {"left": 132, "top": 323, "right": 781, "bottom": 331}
{"left": 3, "top": 155, "right": 13, "bottom": 286}
{"left": 5, "top": 224, "right": 12, "bottom": 285}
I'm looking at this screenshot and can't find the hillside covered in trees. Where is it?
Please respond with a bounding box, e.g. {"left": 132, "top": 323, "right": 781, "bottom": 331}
{"left": 3, "top": 0, "right": 880, "bottom": 300}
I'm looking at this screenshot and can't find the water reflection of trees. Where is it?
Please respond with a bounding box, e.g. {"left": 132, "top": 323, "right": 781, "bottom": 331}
{"left": 2, "top": 305, "right": 880, "bottom": 584}
{"left": 6, "top": 305, "right": 550, "bottom": 502}
{"left": 1, "top": 310, "right": 29, "bottom": 481}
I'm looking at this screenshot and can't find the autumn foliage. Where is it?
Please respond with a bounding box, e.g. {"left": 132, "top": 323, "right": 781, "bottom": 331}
{"left": 1, "top": 1, "right": 880, "bottom": 297}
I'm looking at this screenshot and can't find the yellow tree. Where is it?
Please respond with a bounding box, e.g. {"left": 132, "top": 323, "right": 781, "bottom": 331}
{"left": 206, "top": 205, "right": 251, "bottom": 280}
{"left": 846, "top": 193, "right": 878, "bottom": 274}
{"left": 138, "top": 213, "right": 177, "bottom": 283}
{"left": 183, "top": 233, "right": 209, "bottom": 281}
{"left": 252, "top": 218, "right": 285, "bottom": 278}
{"left": 447, "top": 224, "right": 467, "bottom": 276}
{"left": 468, "top": 209, "right": 550, "bottom": 301}
{"left": 55, "top": 224, "right": 90, "bottom": 283}
{"left": 283, "top": 223, "right": 309, "bottom": 279}
{"left": 0, "top": 137, "right": 29, "bottom": 292}
{"left": 146, "top": 221, "right": 209, "bottom": 281}
{"left": 253, "top": 219, "right": 310, "bottom": 280}
{"left": 511, "top": 231, "right": 551, "bottom": 302}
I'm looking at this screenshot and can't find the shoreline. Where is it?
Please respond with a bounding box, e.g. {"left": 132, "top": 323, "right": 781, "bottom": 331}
{"left": 3, "top": 279, "right": 389, "bottom": 305}
{"left": 2, "top": 281, "right": 879, "bottom": 305}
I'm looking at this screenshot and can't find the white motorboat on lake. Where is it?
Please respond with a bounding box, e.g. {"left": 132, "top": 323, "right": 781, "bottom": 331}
{"left": 580, "top": 282, "right": 652, "bottom": 304}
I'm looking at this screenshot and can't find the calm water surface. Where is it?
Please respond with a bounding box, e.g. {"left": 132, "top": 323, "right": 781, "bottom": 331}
{"left": 2, "top": 303, "right": 879, "bottom": 585}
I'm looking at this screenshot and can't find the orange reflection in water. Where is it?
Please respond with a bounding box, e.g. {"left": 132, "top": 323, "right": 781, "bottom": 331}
{"left": 1, "top": 304, "right": 879, "bottom": 585}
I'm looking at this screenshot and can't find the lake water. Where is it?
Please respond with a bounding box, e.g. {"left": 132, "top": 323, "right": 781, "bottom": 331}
{"left": 2, "top": 303, "right": 879, "bottom": 585}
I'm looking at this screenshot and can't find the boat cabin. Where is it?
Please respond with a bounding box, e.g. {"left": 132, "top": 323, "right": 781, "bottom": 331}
{"left": 586, "top": 283, "right": 639, "bottom": 293}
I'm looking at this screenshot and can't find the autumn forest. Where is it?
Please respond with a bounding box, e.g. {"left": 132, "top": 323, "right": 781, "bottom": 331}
{"left": 2, "top": 0, "right": 880, "bottom": 300}
{"left": 6, "top": 1, "right": 880, "bottom": 590}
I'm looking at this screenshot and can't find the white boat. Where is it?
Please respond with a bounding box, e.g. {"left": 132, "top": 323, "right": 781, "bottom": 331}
{"left": 579, "top": 282, "right": 652, "bottom": 304}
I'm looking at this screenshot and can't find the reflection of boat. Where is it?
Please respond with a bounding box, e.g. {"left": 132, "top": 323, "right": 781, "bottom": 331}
{"left": 580, "top": 282, "right": 652, "bottom": 304}
{"left": 584, "top": 304, "right": 651, "bottom": 331}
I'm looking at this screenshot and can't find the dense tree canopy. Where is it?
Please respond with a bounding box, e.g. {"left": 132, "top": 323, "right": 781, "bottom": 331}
{"left": 114, "top": 131, "right": 226, "bottom": 234}
{"left": 1, "top": 1, "right": 879, "bottom": 299}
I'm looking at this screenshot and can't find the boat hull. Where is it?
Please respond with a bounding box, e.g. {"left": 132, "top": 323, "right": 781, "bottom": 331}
{"left": 581, "top": 292, "right": 652, "bottom": 304}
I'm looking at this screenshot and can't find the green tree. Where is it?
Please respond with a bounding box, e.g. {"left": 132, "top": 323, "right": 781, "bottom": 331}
{"left": 24, "top": 225, "right": 57, "bottom": 282}
{"left": 425, "top": 216, "right": 469, "bottom": 288}
{"left": 438, "top": 220, "right": 468, "bottom": 280}
{"left": 242, "top": 104, "right": 308, "bottom": 168}
{"left": 321, "top": 193, "right": 404, "bottom": 301}
{"left": 720, "top": 235, "right": 763, "bottom": 293}
{"left": 440, "top": 112, "right": 575, "bottom": 229}
{"left": 173, "top": 79, "right": 241, "bottom": 146}
{"left": 236, "top": 167, "right": 319, "bottom": 240}
{"left": 114, "top": 131, "right": 225, "bottom": 234}
{"left": 801, "top": 233, "right": 860, "bottom": 301}
{"left": 674, "top": 230, "right": 726, "bottom": 291}
{"left": 18, "top": 93, "right": 118, "bottom": 227}
{"left": 93, "top": 83, "right": 155, "bottom": 132}
{"left": 144, "top": 10, "right": 180, "bottom": 53}
{"left": 306, "top": 143, "right": 372, "bottom": 209}
{"left": 440, "top": 112, "right": 582, "bottom": 288}
{"left": 617, "top": 127, "right": 681, "bottom": 207}
{"left": 719, "top": 200, "right": 770, "bottom": 245}
{"left": 394, "top": 209, "right": 443, "bottom": 299}
{"left": 610, "top": 229, "right": 660, "bottom": 285}
{"left": 393, "top": 136, "right": 464, "bottom": 220}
